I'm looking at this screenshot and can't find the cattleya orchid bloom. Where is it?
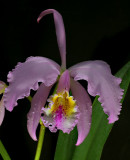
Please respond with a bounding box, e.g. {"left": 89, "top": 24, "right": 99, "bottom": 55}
{"left": 0, "top": 81, "right": 6, "bottom": 125}
{"left": 3, "top": 9, "right": 123, "bottom": 146}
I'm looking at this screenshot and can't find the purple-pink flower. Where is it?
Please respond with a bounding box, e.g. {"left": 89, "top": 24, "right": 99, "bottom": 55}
{"left": 3, "top": 9, "right": 123, "bottom": 146}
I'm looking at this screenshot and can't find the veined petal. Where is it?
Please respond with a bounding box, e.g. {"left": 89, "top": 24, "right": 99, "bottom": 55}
{"left": 27, "top": 83, "right": 52, "bottom": 141}
{"left": 70, "top": 78, "right": 92, "bottom": 146}
{"left": 37, "top": 9, "right": 66, "bottom": 69}
{"left": 57, "top": 70, "right": 70, "bottom": 93}
{"left": 69, "top": 61, "right": 124, "bottom": 123}
{"left": 4, "top": 56, "right": 60, "bottom": 111}
{"left": 0, "top": 98, "right": 5, "bottom": 126}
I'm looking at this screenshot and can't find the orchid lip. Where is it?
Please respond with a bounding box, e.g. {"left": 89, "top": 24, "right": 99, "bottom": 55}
{"left": 41, "top": 90, "right": 79, "bottom": 134}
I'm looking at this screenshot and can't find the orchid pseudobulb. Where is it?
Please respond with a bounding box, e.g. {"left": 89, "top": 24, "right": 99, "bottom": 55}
{"left": 3, "top": 9, "right": 123, "bottom": 146}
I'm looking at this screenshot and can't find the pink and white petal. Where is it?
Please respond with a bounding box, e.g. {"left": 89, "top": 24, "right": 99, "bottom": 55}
{"left": 60, "top": 109, "right": 79, "bottom": 134}
{"left": 57, "top": 70, "right": 70, "bottom": 93}
{"left": 0, "top": 98, "right": 5, "bottom": 126}
{"left": 42, "top": 106, "right": 79, "bottom": 134}
{"left": 37, "top": 9, "right": 66, "bottom": 69}
{"left": 4, "top": 56, "right": 60, "bottom": 112}
{"left": 0, "top": 81, "right": 6, "bottom": 94}
{"left": 27, "top": 83, "right": 52, "bottom": 141}
{"left": 41, "top": 108, "right": 58, "bottom": 133}
{"left": 70, "top": 78, "right": 92, "bottom": 146}
{"left": 69, "top": 60, "right": 124, "bottom": 124}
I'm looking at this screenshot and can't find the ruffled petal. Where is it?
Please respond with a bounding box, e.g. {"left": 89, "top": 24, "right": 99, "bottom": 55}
{"left": 70, "top": 78, "right": 92, "bottom": 146}
{"left": 69, "top": 61, "right": 124, "bottom": 123}
{"left": 42, "top": 90, "right": 79, "bottom": 134}
{"left": 4, "top": 56, "right": 60, "bottom": 111}
{"left": 57, "top": 70, "right": 70, "bottom": 93}
{"left": 0, "top": 98, "right": 5, "bottom": 126}
{"left": 42, "top": 105, "right": 79, "bottom": 134}
{"left": 41, "top": 107, "right": 57, "bottom": 133}
{"left": 37, "top": 9, "right": 66, "bottom": 69}
{"left": 27, "top": 83, "right": 52, "bottom": 141}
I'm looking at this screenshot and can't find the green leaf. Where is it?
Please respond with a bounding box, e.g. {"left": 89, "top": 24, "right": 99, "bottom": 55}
{"left": 0, "top": 140, "right": 11, "bottom": 160}
{"left": 54, "top": 61, "right": 130, "bottom": 160}
{"left": 54, "top": 127, "right": 77, "bottom": 160}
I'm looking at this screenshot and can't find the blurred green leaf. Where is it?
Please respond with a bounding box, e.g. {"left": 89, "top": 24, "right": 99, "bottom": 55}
{"left": 54, "top": 61, "right": 130, "bottom": 160}
{"left": 54, "top": 127, "right": 77, "bottom": 160}
{"left": 0, "top": 140, "right": 11, "bottom": 160}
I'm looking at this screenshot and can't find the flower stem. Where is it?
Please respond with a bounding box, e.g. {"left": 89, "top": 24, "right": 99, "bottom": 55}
{"left": 0, "top": 140, "right": 11, "bottom": 160}
{"left": 34, "top": 120, "right": 45, "bottom": 160}
{"left": 27, "top": 96, "right": 32, "bottom": 102}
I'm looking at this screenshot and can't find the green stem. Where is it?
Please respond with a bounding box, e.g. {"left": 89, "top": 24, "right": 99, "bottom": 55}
{"left": 0, "top": 140, "right": 11, "bottom": 160}
{"left": 27, "top": 96, "right": 32, "bottom": 102}
{"left": 34, "top": 120, "right": 46, "bottom": 160}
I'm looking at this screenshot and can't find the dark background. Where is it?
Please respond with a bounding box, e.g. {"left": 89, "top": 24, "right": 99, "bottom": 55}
{"left": 0, "top": 0, "right": 130, "bottom": 159}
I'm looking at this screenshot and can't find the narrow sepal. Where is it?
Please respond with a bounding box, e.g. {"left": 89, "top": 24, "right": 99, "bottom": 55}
{"left": 37, "top": 9, "right": 66, "bottom": 69}
{"left": 27, "top": 83, "right": 52, "bottom": 140}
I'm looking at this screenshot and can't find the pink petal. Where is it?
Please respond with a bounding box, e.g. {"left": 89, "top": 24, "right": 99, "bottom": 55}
{"left": 37, "top": 9, "right": 66, "bottom": 69}
{"left": 4, "top": 56, "right": 60, "bottom": 111}
{"left": 69, "top": 61, "right": 124, "bottom": 123}
{"left": 70, "top": 78, "right": 92, "bottom": 146}
{"left": 27, "top": 83, "right": 52, "bottom": 141}
{"left": 0, "top": 98, "right": 5, "bottom": 126}
{"left": 57, "top": 70, "right": 70, "bottom": 93}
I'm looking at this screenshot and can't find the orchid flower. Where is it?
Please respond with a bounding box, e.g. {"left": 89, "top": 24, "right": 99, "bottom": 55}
{"left": 3, "top": 9, "right": 123, "bottom": 146}
{"left": 0, "top": 81, "right": 6, "bottom": 126}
